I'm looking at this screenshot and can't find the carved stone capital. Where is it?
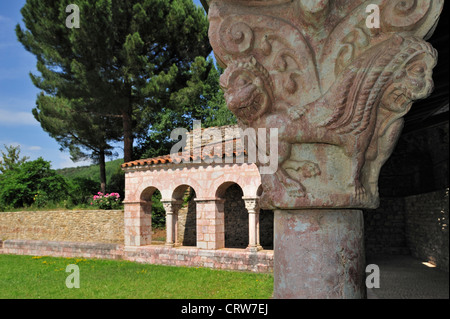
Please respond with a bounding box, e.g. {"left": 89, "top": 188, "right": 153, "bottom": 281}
{"left": 207, "top": 0, "right": 443, "bottom": 210}
{"left": 243, "top": 198, "right": 260, "bottom": 213}
{"left": 161, "top": 200, "right": 183, "bottom": 214}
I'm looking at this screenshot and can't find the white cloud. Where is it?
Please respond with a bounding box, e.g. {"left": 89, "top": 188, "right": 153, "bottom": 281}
{"left": 0, "top": 142, "right": 91, "bottom": 170}
{"left": 0, "top": 108, "right": 39, "bottom": 126}
{"left": 0, "top": 15, "right": 14, "bottom": 39}
{"left": 0, "top": 140, "right": 20, "bottom": 148}
{"left": 0, "top": 141, "right": 42, "bottom": 156}
{"left": 27, "top": 145, "right": 42, "bottom": 151}
{"left": 54, "top": 153, "right": 93, "bottom": 169}
{"left": 0, "top": 15, "right": 12, "bottom": 22}
{"left": 0, "top": 42, "right": 16, "bottom": 50}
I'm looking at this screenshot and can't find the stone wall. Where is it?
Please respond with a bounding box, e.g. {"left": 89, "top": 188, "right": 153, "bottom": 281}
{"left": 364, "top": 198, "right": 409, "bottom": 256}
{"left": 176, "top": 187, "right": 197, "bottom": 246}
{"left": 0, "top": 210, "right": 124, "bottom": 244}
{"left": 2, "top": 239, "right": 124, "bottom": 260}
{"left": 364, "top": 189, "right": 449, "bottom": 272}
{"left": 177, "top": 199, "right": 197, "bottom": 247}
{"left": 177, "top": 184, "right": 274, "bottom": 249}
{"left": 223, "top": 184, "right": 274, "bottom": 250}
{"left": 379, "top": 122, "right": 449, "bottom": 197}
{"left": 124, "top": 245, "right": 273, "bottom": 272}
{"left": 259, "top": 209, "right": 274, "bottom": 250}
{"left": 1, "top": 239, "right": 273, "bottom": 273}
{"left": 405, "top": 189, "right": 449, "bottom": 271}
{"left": 224, "top": 184, "right": 248, "bottom": 249}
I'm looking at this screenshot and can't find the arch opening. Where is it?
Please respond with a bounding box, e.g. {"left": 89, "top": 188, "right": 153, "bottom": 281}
{"left": 172, "top": 184, "right": 197, "bottom": 247}
{"left": 140, "top": 186, "right": 165, "bottom": 243}
{"left": 220, "top": 183, "right": 248, "bottom": 249}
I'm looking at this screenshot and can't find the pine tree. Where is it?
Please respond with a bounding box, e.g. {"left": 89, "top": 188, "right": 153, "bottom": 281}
{"left": 32, "top": 94, "right": 121, "bottom": 193}
{"left": 16, "top": 0, "right": 212, "bottom": 168}
{"left": 135, "top": 56, "right": 236, "bottom": 159}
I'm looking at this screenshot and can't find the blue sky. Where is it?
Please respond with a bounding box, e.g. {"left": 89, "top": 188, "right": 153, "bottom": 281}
{"left": 0, "top": 0, "right": 204, "bottom": 169}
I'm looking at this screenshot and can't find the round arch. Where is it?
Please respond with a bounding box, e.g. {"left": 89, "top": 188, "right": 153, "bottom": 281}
{"left": 172, "top": 184, "right": 197, "bottom": 201}
{"left": 171, "top": 184, "right": 197, "bottom": 247}
{"left": 139, "top": 185, "right": 166, "bottom": 239}
{"left": 215, "top": 181, "right": 246, "bottom": 199}
{"left": 216, "top": 181, "right": 248, "bottom": 249}
{"left": 210, "top": 165, "right": 261, "bottom": 199}
{"left": 140, "top": 186, "right": 160, "bottom": 202}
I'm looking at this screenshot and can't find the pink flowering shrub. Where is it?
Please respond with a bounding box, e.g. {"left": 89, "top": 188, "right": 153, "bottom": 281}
{"left": 90, "top": 192, "right": 122, "bottom": 210}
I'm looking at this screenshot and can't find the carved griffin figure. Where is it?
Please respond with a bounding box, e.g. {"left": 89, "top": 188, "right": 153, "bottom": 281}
{"left": 207, "top": 0, "right": 443, "bottom": 209}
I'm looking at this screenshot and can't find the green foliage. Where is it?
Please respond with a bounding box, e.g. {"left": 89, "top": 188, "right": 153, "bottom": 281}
{"left": 17, "top": 0, "right": 213, "bottom": 164}
{"left": 90, "top": 192, "right": 122, "bottom": 210}
{"left": 151, "top": 190, "right": 166, "bottom": 229}
{"left": 17, "top": 1, "right": 123, "bottom": 188}
{"left": 0, "top": 156, "right": 127, "bottom": 211}
{"left": 106, "top": 164, "right": 125, "bottom": 198}
{"left": 56, "top": 158, "right": 125, "bottom": 202}
{"left": 57, "top": 159, "right": 123, "bottom": 184}
{"left": 135, "top": 57, "right": 236, "bottom": 159}
{"left": 0, "top": 158, "right": 71, "bottom": 210}
{"left": 32, "top": 190, "right": 50, "bottom": 208}
{"left": 0, "top": 144, "right": 30, "bottom": 174}
{"left": 68, "top": 177, "right": 100, "bottom": 206}
{"left": 0, "top": 255, "right": 274, "bottom": 299}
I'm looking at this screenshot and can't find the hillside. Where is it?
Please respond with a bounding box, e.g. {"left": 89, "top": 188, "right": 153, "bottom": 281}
{"left": 56, "top": 158, "right": 124, "bottom": 182}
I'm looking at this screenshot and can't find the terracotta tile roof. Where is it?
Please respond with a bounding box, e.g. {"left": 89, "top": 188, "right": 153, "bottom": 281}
{"left": 121, "top": 126, "right": 247, "bottom": 168}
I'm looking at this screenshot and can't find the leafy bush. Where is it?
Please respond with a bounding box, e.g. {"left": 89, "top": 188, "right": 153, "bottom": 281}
{"left": 0, "top": 157, "right": 70, "bottom": 210}
{"left": 90, "top": 192, "right": 122, "bottom": 210}
{"left": 107, "top": 169, "right": 125, "bottom": 199}
{"left": 33, "top": 190, "right": 50, "bottom": 208}
{"left": 69, "top": 177, "right": 100, "bottom": 205}
{"left": 151, "top": 190, "right": 165, "bottom": 229}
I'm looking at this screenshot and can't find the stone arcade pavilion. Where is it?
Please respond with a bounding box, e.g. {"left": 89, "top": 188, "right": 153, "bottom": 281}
{"left": 121, "top": 126, "right": 275, "bottom": 271}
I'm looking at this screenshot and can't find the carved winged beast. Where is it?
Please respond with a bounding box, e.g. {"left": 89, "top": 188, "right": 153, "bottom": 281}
{"left": 220, "top": 35, "right": 437, "bottom": 208}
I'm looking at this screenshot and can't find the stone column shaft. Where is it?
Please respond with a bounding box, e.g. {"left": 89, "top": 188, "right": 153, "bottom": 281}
{"left": 274, "top": 209, "right": 365, "bottom": 299}
{"left": 162, "top": 200, "right": 182, "bottom": 247}
{"left": 124, "top": 201, "right": 152, "bottom": 246}
{"left": 244, "top": 198, "right": 261, "bottom": 252}
{"left": 195, "top": 198, "right": 225, "bottom": 250}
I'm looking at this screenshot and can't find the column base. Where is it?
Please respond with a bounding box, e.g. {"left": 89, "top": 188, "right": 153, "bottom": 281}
{"left": 274, "top": 209, "right": 366, "bottom": 299}
{"left": 247, "top": 245, "right": 263, "bottom": 253}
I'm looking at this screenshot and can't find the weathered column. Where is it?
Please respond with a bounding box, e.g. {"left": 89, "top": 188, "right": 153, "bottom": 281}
{"left": 205, "top": 0, "right": 442, "bottom": 298}
{"left": 244, "top": 198, "right": 261, "bottom": 252}
{"left": 162, "top": 200, "right": 182, "bottom": 247}
{"left": 195, "top": 198, "right": 225, "bottom": 249}
{"left": 274, "top": 210, "right": 365, "bottom": 299}
{"left": 124, "top": 201, "right": 152, "bottom": 246}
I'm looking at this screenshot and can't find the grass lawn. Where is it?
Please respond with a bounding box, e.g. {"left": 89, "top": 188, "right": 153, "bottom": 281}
{"left": 0, "top": 254, "right": 273, "bottom": 299}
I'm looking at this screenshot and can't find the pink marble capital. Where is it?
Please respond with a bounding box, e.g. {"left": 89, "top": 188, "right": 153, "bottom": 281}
{"left": 206, "top": 0, "right": 443, "bottom": 210}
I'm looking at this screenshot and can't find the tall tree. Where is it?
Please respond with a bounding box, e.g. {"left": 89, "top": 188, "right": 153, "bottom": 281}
{"left": 135, "top": 56, "right": 236, "bottom": 159}
{"left": 32, "top": 94, "right": 121, "bottom": 193}
{"left": 0, "top": 145, "right": 30, "bottom": 174}
{"left": 16, "top": 0, "right": 212, "bottom": 166}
